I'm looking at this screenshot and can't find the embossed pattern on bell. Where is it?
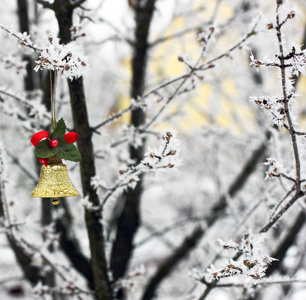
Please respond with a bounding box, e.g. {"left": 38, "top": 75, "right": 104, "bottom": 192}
{"left": 31, "top": 161, "right": 79, "bottom": 198}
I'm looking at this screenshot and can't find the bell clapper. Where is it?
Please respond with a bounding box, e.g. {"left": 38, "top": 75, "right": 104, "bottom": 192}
{"left": 52, "top": 198, "right": 60, "bottom": 205}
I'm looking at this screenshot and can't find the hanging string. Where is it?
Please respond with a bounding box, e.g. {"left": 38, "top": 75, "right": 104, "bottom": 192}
{"left": 50, "top": 70, "right": 57, "bottom": 131}
{"left": 49, "top": 70, "right": 60, "bottom": 205}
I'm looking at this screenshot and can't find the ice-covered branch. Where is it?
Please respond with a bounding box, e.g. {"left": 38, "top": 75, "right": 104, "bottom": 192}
{"left": 0, "top": 88, "right": 50, "bottom": 121}
{"left": 143, "top": 20, "right": 259, "bottom": 131}
{"left": 0, "top": 24, "right": 41, "bottom": 52}
{"left": 248, "top": 2, "right": 306, "bottom": 234}
{"left": 0, "top": 25, "right": 87, "bottom": 80}
{"left": 91, "top": 129, "right": 181, "bottom": 210}
{"left": 20, "top": 238, "right": 92, "bottom": 299}
{"left": 209, "top": 277, "right": 306, "bottom": 288}
{"left": 34, "top": 36, "right": 87, "bottom": 80}
{"left": 206, "top": 235, "right": 276, "bottom": 281}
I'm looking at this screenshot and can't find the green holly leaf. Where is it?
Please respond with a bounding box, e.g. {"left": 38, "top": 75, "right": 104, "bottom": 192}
{"left": 35, "top": 140, "right": 54, "bottom": 158}
{"left": 53, "top": 143, "right": 81, "bottom": 162}
{"left": 49, "top": 118, "right": 66, "bottom": 141}
{"left": 57, "top": 139, "right": 66, "bottom": 148}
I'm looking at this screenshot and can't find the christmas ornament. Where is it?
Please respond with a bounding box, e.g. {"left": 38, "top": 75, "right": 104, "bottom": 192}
{"left": 31, "top": 71, "right": 81, "bottom": 205}
{"left": 31, "top": 156, "right": 79, "bottom": 205}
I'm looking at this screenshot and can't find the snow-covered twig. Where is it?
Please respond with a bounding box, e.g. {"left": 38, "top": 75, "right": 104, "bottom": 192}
{"left": 0, "top": 24, "right": 42, "bottom": 52}
{"left": 143, "top": 19, "right": 259, "bottom": 131}
{"left": 0, "top": 88, "right": 50, "bottom": 121}
{"left": 91, "top": 129, "right": 181, "bottom": 210}
{"left": 210, "top": 277, "right": 306, "bottom": 288}
{"left": 20, "top": 238, "right": 92, "bottom": 299}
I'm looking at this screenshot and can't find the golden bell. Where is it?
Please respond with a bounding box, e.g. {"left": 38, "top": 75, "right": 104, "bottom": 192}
{"left": 31, "top": 156, "right": 78, "bottom": 205}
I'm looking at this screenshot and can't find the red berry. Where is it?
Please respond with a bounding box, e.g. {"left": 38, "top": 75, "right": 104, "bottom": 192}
{"left": 49, "top": 139, "right": 59, "bottom": 148}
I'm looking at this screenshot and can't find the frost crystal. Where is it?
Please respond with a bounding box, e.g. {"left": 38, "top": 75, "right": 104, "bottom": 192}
{"left": 290, "top": 45, "right": 306, "bottom": 76}
{"left": 264, "top": 158, "right": 283, "bottom": 180}
{"left": 250, "top": 95, "right": 286, "bottom": 127}
{"left": 34, "top": 36, "right": 87, "bottom": 80}
{"left": 91, "top": 175, "right": 108, "bottom": 190}
{"left": 81, "top": 195, "right": 93, "bottom": 209}
{"left": 142, "top": 130, "right": 182, "bottom": 170}
{"left": 207, "top": 234, "right": 276, "bottom": 281}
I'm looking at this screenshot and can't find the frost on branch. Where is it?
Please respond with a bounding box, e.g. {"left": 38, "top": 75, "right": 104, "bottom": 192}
{"left": 250, "top": 95, "right": 289, "bottom": 127}
{"left": 289, "top": 45, "right": 306, "bottom": 76}
{"left": 33, "top": 282, "right": 51, "bottom": 299}
{"left": 118, "top": 129, "right": 180, "bottom": 189}
{"left": 0, "top": 55, "right": 28, "bottom": 76}
{"left": 114, "top": 265, "right": 146, "bottom": 293}
{"left": 264, "top": 158, "right": 284, "bottom": 180}
{"left": 91, "top": 129, "right": 181, "bottom": 207}
{"left": 142, "top": 130, "right": 181, "bottom": 170}
{"left": 207, "top": 234, "right": 276, "bottom": 281}
{"left": 34, "top": 36, "right": 87, "bottom": 80}
{"left": 15, "top": 31, "right": 36, "bottom": 50}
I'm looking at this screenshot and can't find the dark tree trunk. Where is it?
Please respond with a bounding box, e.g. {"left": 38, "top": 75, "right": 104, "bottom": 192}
{"left": 110, "top": 2, "right": 156, "bottom": 298}
{"left": 55, "top": 200, "right": 94, "bottom": 289}
{"left": 17, "top": 0, "right": 36, "bottom": 91}
{"left": 49, "top": 1, "right": 113, "bottom": 299}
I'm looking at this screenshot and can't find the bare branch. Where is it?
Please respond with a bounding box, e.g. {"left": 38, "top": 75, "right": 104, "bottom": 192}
{"left": 0, "top": 24, "right": 42, "bottom": 52}
{"left": 141, "top": 226, "right": 204, "bottom": 300}
{"left": 6, "top": 150, "right": 37, "bottom": 183}
{"left": 259, "top": 192, "right": 304, "bottom": 233}
{"left": 142, "top": 19, "right": 259, "bottom": 131}
{"left": 34, "top": 0, "right": 53, "bottom": 9}
{"left": 0, "top": 89, "right": 51, "bottom": 121}
{"left": 98, "top": 17, "right": 134, "bottom": 46}
{"left": 275, "top": 2, "right": 301, "bottom": 193}
{"left": 93, "top": 104, "right": 133, "bottom": 131}
{"left": 149, "top": 21, "right": 209, "bottom": 48}
{"left": 70, "top": 0, "right": 87, "bottom": 9}
{"left": 20, "top": 238, "right": 92, "bottom": 298}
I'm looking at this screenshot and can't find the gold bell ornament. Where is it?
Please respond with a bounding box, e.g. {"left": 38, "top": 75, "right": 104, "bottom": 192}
{"left": 30, "top": 71, "right": 81, "bottom": 205}
{"left": 31, "top": 155, "right": 79, "bottom": 205}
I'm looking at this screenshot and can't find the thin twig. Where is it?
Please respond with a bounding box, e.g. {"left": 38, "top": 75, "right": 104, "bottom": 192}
{"left": 0, "top": 89, "right": 51, "bottom": 121}
{"left": 269, "top": 185, "right": 296, "bottom": 219}
{"left": 149, "top": 21, "right": 210, "bottom": 48}
{"left": 20, "top": 238, "right": 92, "bottom": 298}
{"left": 98, "top": 17, "right": 134, "bottom": 46}
{"left": 259, "top": 192, "right": 302, "bottom": 233}
{"left": 0, "top": 24, "right": 42, "bottom": 52}
{"left": 275, "top": 3, "right": 301, "bottom": 194}
{"left": 143, "top": 19, "right": 259, "bottom": 131}
{"left": 93, "top": 105, "right": 133, "bottom": 131}
{"left": 212, "top": 278, "right": 306, "bottom": 288}
{"left": 6, "top": 150, "right": 37, "bottom": 183}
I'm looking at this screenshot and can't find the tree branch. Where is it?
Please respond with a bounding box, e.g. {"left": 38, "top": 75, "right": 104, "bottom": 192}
{"left": 70, "top": 0, "right": 87, "bottom": 9}
{"left": 266, "top": 210, "right": 305, "bottom": 276}
{"left": 0, "top": 149, "right": 41, "bottom": 285}
{"left": 34, "top": 0, "right": 53, "bottom": 9}
{"left": 141, "top": 226, "right": 204, "bottom": 300}
{"left": 48, "top": 1, "right": 113, "bottom": 299}
{"left": 110, "top": 3, "right": 157, "bottom": 299}
{"left": 55, "top": 200, "right": 94, "bottom": 289}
